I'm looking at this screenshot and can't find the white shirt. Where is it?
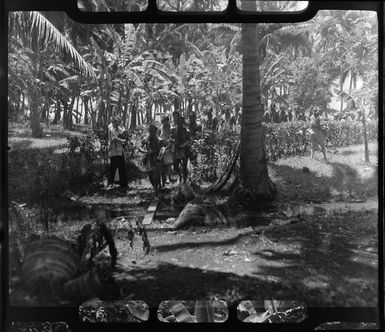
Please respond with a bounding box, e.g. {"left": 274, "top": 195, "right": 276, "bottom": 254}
{"left": 108, "top": 123, "right": 125, "bottom": 157}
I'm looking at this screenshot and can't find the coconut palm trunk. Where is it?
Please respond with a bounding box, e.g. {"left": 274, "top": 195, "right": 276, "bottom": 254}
{"left": 240, "top": 10, "right": 276, "bottom": 201}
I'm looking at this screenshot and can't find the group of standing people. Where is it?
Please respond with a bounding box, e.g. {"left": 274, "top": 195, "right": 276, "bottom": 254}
{"left": 107, "top": 110, "right": 198, "bottom": 194}
{"left": 264, "top": 104, "right": 304, "bottom": 123}
{"left": 202, "top": 103, "right": 241, "bottom": 132}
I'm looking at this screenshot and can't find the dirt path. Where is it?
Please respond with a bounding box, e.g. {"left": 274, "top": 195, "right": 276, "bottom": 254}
{"left": 112, "top": 203, "right": 377, "bottom": 308}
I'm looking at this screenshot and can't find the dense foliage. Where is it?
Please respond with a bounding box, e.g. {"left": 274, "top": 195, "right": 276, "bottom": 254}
{"left": 8, "top": 2, "right": 378, "bottom": 201}
{"left": 8, "top": 5, "right": 377, "bottom": 135}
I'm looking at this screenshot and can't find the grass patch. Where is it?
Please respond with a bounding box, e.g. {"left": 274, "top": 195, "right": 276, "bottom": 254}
{"left": 269, "top": 143, "right": 378, "bottom": 203}
{"left": 8, "top": 122, "right": 86, "bottom": 151}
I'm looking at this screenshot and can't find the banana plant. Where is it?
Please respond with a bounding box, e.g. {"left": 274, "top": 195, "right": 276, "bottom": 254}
{"left": 87, "top": 23, "right": 180, "bottom": 126}
{"left": 9, "top": 11, "right": 97, "bottom": 136}
{"left": 187, "top": 39, "right": 242, "bottom": 112}
{"left": 332, "top": 81, "right": 377, "bottom": 163}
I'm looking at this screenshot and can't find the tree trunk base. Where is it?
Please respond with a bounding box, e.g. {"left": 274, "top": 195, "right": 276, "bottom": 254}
{"left": 227, "top": 176, "right": 277, "bottom": 211}
{"left": 236, "top": 179, "right": 276, "bottom": 204}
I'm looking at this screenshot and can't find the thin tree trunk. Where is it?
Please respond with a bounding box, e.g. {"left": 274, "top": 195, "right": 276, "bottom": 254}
{"left": 349, "top": 72, "right": 354, "bottom": 95}
{"left": 52, "top": 100, "right": 61, "bottom": 125}
{"left": 130, "top": 103, "right": 137, "bottom": 129}
{"left": 29, "top": 89, "right": 42, "bottom": 137}
{"left": 15, "top": 91, "right": 21, "bottom": 121}
{"left": 30, "top": 34, "right": 42, "bottom": 137}
{"left": 106, "top": 80, "right": 111, "bottom": 123}
{"left": 361, "top": 106, "right": 369, "bottom": 163}
{"left": 146, "top": 102, "right": 152, "bottom": 124}
{"left": 117, "top": 86, "right": 123, "bottom": 116}
{"left": 97, "top": 101, "right": 106, "bottom": 128}
{"left": 90, "top": 100, "right": 96, "bottom": 130}
{"left": 187, "top": 97, "right": 193, "bottom": 113}
{"left": 21, "top": 93, "right": 25, "bottom": 117}
{"left": 123, "top": 103, "right": 129, "bottom": 127}
{"left": 44, "top": 97, "right": 49, "bottom": 129}
{"left": 68, "top": 94, "right": 76, "bottom": 130}
{"left": 340, "top": 80, "right": 344, "bottom": 112}
{"left": 75, "top": 93, "right": 80, "bottom": 124}
{"left": 62, "top": 100, "right": 68, "bottom": 130}
{"left": 83, "top": 98, "right": 89, "bottom": 125}
{"left": 174, "top": 96, "right": 180, "bottom": 111}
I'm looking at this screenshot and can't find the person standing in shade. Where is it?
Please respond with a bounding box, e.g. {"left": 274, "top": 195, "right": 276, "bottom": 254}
{"left": 139, "top": 123, "right": 162, "bottom": 194}
{"left": 188, "top": 111, "right": 200, "bottom": 138}
{"left": 107, "top": 116, "right": 128, "bottom": 189}
{"left": 171, "top": 112, "right": 191, "bottom": 183}
{"left": 158, "top": 115, "right": 176, "bottom": 187}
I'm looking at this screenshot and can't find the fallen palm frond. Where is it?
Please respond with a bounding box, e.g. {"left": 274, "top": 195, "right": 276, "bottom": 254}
{"left": 64, "top": 265, "right": 119, "bottom": 304}
{"left": 76, "top": 220, "right": 118, "bottom": 269}
{"left": 22, "top": 237, "right": 80, "bottom": 296}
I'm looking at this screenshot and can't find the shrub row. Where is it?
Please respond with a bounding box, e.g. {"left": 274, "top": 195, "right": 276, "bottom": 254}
{"left": 264, "top": 120, "right": 377, "bottom": 161}
{"left": 190, "top": 120, "right": 377, "bottom": 182}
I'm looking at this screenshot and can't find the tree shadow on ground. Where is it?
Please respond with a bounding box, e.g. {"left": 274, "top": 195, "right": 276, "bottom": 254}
{"left": 338, "top": 148, "right": 378, "bottom": 156}
{"left": 250, "top": 210, "right": 377, "bottom": 307}
{"left": 116, "top": 211, "right": 377, "bottom": 308}
{"left": 8, "top": 139, "right": 33, "bottom": 150}
{"left": 116, "top": 262, "right": 301, "bottom": 308}
{"left": 151, "top": 230, "right": 256, "bottom": 252}
{"left": 269, "top": 161, "right": 377, "bottom": 202}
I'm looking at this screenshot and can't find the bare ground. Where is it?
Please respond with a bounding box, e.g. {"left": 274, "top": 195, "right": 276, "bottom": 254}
{"left": 100, "top": 143, "right": 378, "bottom": 308}
{"left": 10, "top": 143, "right": 379, "bottom": 309}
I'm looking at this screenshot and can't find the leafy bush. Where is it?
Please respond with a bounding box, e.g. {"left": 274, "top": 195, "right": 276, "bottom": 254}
{"left": 9, "top": 131, "right": 105, "bottom": 205}
{"left": 190, "top": 129, "right": 238, "bottom": 182}
{"left": 64, "top": 130, "right": 104, "bottom": 191}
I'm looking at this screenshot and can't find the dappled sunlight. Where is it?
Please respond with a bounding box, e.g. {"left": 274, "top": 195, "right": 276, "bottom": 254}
{"left": 8, "top": 6, "right": 378, "bottom": 314}
{"left": 269, "top": 143, "right": 378, "bottom": 202}
{"left": 274, "top": 156, "right": 335, "bottom": 177}
{"left": 301, "top": 276, "right": 331, "bottom": 290}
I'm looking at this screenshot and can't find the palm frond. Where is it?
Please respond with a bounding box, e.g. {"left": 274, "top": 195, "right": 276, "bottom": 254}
{"left": 29, "top": 11, "right": 96, "bottom": 79}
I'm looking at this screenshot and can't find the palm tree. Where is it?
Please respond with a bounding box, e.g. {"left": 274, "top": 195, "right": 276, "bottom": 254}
{"left": 9, "top": 11, "right": 96, "bottom": 137}
{"left": 240, "top": 0, "right": 276, "bottom": 200}
{"left": 202, "top": 2, "right": 312, "bottom": 199}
